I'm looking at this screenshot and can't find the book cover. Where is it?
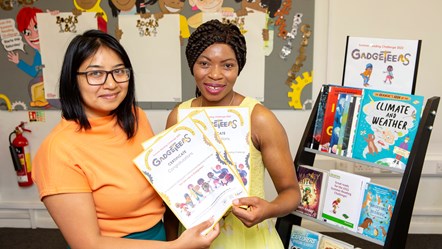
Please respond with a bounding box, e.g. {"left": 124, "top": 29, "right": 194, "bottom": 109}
{"left": 342, "top": 36, "right": 421, "bottom": 94}
{"left": 319, "top": 235, "right": 354, "bottom": 249}
{"left": 345, "top": 96, "right": 362, "bottom": 158}
{"left": 311, "top": 85, "right": 330, "bottom": 150}
{"left": 318, "top": 86, "right": 363, "bottom": 153}
{"left": 296, "top": 165, "right": 329, "bottom": 219}
{"left": 289, "top": 225, "right": 322, "bottom": 249}
{"left": 133, "top": 111, "right": 248, "bottom": 234}
{"left": 357, "top": 182, "right": 398, "bottom": 243}
{"left": 329, "top": 93, "right": 348, "bottom": 154}
{"left": 321, "top": 170, "right": 370, "bottom": 232}
{"left": 351, "top": 89, "right": 424, "bottom": 170}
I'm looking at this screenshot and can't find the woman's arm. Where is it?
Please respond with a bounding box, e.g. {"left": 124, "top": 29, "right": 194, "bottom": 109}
{"left": 232, "top": 104, "right": 300, "bottom": 227}
{"left": 43, "top": 193, "right": 219, "bottom": 249}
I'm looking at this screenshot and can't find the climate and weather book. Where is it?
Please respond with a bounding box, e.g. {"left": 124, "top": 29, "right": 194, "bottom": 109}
{"left": 289, "top": 225, "right": 322, "bottom": 249}
{"left": 321, "top": 170, "right": 370, "bottom": 232}
{"left": 295, "top": 165, "right": 329, "bottom": 219}
{"left": 350, "top": 88, "right": 424, "bottom": 170}
{"left": 318, "top": 85, "right": 363, "bottom": 153}
{"left": 357, "top": 182, "right": 398, "bottom": 243}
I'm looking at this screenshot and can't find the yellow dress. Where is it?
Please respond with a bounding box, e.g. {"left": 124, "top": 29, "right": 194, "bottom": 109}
{"left": 178, "top": 97, "right": 284, "bottom": 249}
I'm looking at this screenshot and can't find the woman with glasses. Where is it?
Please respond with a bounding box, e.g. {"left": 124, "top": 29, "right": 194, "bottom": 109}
{"left": 32, "top": 29, "right": 219, "bottom": 249}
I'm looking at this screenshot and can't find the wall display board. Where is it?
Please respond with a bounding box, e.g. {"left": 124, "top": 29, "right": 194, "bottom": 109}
{"left": 0, "top": 0, "right": 314, "bottom": 111}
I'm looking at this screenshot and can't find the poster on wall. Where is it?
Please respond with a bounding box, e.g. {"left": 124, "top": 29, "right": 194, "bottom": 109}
{"left": 203, "top": 12, "right": 266, "bottom": 102}
{"left": 342, "top": 36, "right": 421, "bottom": 94}
{"left": 119, "top": 14, "right": 181, "bottom": 102}
{"left": 37, "top": 12, "right": 97, "bottom": 100}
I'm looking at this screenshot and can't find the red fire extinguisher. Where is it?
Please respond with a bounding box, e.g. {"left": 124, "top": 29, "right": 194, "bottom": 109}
{"left": 9, "top": 122, "right": 33, "bottom": 187}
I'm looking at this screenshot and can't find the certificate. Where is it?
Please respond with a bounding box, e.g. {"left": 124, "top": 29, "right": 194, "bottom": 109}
{"left": 134, "top": 110, "right": 247, "bottom": 233}
{"left": 179, "top": 107, "right": 252, "bottom": 192}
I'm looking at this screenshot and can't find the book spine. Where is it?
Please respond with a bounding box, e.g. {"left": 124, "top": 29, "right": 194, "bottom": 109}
{"left": 346, "top": 96, "right": 361, "bottom": 158}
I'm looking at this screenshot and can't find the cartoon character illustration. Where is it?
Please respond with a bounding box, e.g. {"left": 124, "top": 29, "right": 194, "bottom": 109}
{"left": 383, "top": 65, "right": 394, "bottom": 84}
{"left": 359, "top": 217, "right": 373, "bottom": 231}
{"left": 332, "top": 198, "right": 341, "bottom": 214}
{"left": 388, "top": 204, "right": 393, "bottom": 218}
{"left": 72, "top": 0, "right": 108, "bottom": 32}
{"left": 360, "top": 63, "right": 373, "bottom": 87}
{"left": 108, "top": 0, "right": 149, "bottom": 16}
{"left": 187, "top": 0, "right": 234, "bottom": 29}
{"left": 175, "top": 202, "right": 191, "bottom": 216}
{"left": 364, "top": 133, "right": 378, "bottom": 155}
{"left": 234, "top": 0, "right": 282, "bottom": 56}
{"left": 146, "top": 0, "right": 190, "bottom": 45}
{"left": 184, "top": 193, "right": 194, "bottom": 208}
{"left": 301, "top": 187, "right": 313, "bottom": 207}
{"left": 6, "top": 7, "right": 50, "bottom": 108}
{"left": 188, "top": 183, "right": 204, "bottom": 202}
{"left": 197, "top": 178, "right": 214, "bottom": 194}
{"left": 236, "top": 163, "right": 247, "bottom": 185}
{"left": 380, "top": 226, "right": 387, "bottom": 239}
{"left": 362, "top": 190, "right": 372, "bottom": 209}
{"left": 207, "top": 171, "right": 221, "bottom": 189}
{"left": 393, "top": 136, "right": 410, "bottom": 165}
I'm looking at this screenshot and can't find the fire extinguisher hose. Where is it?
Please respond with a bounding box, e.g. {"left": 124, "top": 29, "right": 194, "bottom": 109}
{"left": 9, "top": 132, "right": 23, "bottom": 171}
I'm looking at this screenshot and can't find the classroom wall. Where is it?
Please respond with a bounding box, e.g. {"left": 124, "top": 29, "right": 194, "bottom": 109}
{"left": 1, "top": 0, "right": 442, "bottom": 234}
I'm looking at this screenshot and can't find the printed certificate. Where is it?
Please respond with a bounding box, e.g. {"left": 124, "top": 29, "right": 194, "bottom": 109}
{"left": 179, "top": 107, "right": 251, "bottom": 192}
{"left": 134, "top": 110, "right": 247, "bottom": 233}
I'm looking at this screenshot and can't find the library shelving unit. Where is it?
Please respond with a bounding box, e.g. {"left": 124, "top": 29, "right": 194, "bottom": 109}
{"left": 275, "top": 91, "right": 440, "bottom": 249}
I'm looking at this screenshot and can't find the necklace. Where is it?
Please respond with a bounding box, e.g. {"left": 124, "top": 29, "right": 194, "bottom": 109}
{"left": 200, "top": 92, "right": 235, "bottom": 107}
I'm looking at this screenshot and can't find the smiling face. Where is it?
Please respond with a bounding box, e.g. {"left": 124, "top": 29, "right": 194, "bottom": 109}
{"left": 159, "top": 0, "right": 184, "bottom": 13}
{"left": 111, "top": 0, "right": 136, "bottom": 11}
{"left": 77, "top": 46, "right": 128, "bottom": 118}
{"left": 22, "top": 17, "right": 40, "bottom": 51}
{"left": 192, "top": 43, "right": 239, "bottom": 106}
{"left": 190, "top": 0, "right": 224, "bottom": 12}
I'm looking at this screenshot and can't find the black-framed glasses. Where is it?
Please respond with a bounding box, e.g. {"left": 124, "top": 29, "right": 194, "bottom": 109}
{"left": 77, "top": 68, "right": 131, "bottom": 86}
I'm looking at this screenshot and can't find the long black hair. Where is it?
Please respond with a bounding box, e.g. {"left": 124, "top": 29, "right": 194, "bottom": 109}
{"left": 59, "top": 29, "right": 138, "bottom": 139}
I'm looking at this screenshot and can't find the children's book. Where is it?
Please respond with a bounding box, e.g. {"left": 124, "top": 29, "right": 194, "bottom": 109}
{"left": 311, "top": 85, "right": 330, "bottom": 150}
{"left": 339, "top": 95, "right": 359, "bottom": 156}
{"left": 318, "top": 235, "right": 354, "bottom": 249}
{"left": 337, "top": 94, "right": 356, "bottom": 156}
{"left": 289, "top": 225, "right": 322, "bottom": 249}
{"left": 342, "top": 36, "right": 421, "bottom": 94}
{"left": 133, "top": 110, "right": 248, "bottom": 235}
{"left": 296, "top": 165, "right": 329, "bottom": 219}
{"left": 345, "top": 96, "right": 362, "bottom": 158}
{"left": 329, "top": 93, "right": 348, "bottom": 154}
{"left": 321, "top": 170, "right": 370, "bottom": 232}
{"left": 357, "top": 182, "right": 398, "bottom": 243}
{"left": 350, "top": 89, "right": 424, "bottom": 170}
{"left": 318, "top": 86, "right": 363, "bottom": 153}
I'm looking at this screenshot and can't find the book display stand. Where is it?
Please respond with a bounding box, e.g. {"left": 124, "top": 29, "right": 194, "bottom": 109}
{"left": 275, "top": 91, "right": 440, "bottom": 249}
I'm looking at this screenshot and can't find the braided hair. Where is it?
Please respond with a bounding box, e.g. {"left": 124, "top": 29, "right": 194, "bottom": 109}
{"left": 186, "top": 19, "right": 247, "bottom": 77}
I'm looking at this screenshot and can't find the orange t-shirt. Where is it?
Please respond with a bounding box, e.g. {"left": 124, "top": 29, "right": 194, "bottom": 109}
{"left": 32, "top": 108, "right": 165, "bottom": 237}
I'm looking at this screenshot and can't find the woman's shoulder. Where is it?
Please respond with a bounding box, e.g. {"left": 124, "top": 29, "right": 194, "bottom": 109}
{"left": 37, "top": 119, "right": 79, "bottom": 154}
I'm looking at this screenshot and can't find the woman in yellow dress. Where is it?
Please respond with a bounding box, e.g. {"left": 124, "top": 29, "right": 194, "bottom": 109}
{"left": 166, "top": 19, "right": 301, "bottom": 248}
